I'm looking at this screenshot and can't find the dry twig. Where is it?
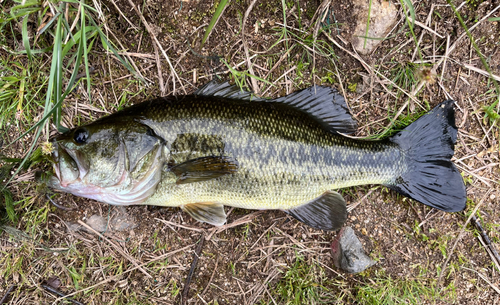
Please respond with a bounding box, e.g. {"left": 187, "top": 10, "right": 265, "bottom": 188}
{"left": 41, "top": 284, "right": 84, "bottom": 305}
{"left": 181, "top": 235, "right": 205, "bottom": 305}
{"left": 77, "top": 220, "right": 152, "bottom": 278}
{"left": 241, "top": 0, "right": 260, "bottom": 94}
{"left": 471, "top": 215, "right": 500, "bottom": 272}
{"left": 126, "top": 0, "right": 186, "bottom": 94}
{"left": 0, "top": 285, "right": 15, "bottom": 304}
{"left": 437, "top": 190, "right": 492, "bottom": 289}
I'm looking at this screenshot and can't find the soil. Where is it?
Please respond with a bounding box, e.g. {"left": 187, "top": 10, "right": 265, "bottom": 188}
{"left": 1, "top": 0, "right": 499, "bottom": 304}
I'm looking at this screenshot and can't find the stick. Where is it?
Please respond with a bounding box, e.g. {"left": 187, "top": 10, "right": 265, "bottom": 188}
{"left": 471, "top": 215, "right": 500, "bottom": 272}
{"left": 54, "top": 245, "right": 193, "bottom": 302}
{"left": 77, "top": 220, "right": 152, "bottom": 278}
{"left": 41, "top": 284, "right": 85, "bottom": 305}
{"left": 181, "top": 235, "right": 205, "bottom": 305}
{"left": 0, "top": 285, "right": 15, "bottom": 304}
{"left": 437, "top": 190, "right": 491, "bottom": 288}
{"left": 126, "top": 0, "right": 186, "bottom": 94}
{"left": 206, "top": 211, "right": 263, "bottom": 240}
{"left": 241, "top": 0, "right": 260, "bottom": 94}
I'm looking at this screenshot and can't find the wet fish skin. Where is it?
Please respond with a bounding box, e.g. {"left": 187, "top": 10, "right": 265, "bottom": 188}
{"left": 48, "top": 81, "right": 466, "bottom": 230}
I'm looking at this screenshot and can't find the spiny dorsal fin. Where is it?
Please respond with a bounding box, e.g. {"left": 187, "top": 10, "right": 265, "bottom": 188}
{"left": 182, "top": 202, "right": 226, "bottom": 226}
{"left": 194, "top": 80, "right": 266, "bottom": 101}
{"left": 286, "top": 191, "right": 347, "bottom": 231}
{"left": 194, "top": 81, "right": 357, "bottom": 134}
{"left": 170, "top": 156, "right": 238, "bottom": 184}
{"left": 273, "top": 86, "right": 357, "bottom": 134}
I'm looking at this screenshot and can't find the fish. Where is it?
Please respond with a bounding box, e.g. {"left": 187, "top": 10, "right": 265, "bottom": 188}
{"left": 48, "top": 81, "right": 467, "bottom": 231}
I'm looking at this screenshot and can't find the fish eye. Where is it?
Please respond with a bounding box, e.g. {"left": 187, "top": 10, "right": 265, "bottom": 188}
{"left": 73, "top": 128, "right": 89, "bottom": 144}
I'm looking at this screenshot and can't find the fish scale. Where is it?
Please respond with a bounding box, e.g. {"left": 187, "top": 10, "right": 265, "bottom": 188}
{"left": 48, "top": 81, "right": 466, "bottom": 231}
{"left": 137, "top": 96, "right": 406, "bottom": 210}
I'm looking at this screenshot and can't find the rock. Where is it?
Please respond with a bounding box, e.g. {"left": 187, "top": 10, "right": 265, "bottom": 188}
{"left": 66, "top": 222, "right": 82, "bottom": 232}
{"left": 110, "top": 206, "right": 137, "bottom": 231}
{"left": 350, "top": 0, "right": 398, "bottom": 55}
{"left": 331, "top": 226, "right": 376, "bottom": 273}
{"left": 86, "top": 215, "right": 108, "bottom": 232}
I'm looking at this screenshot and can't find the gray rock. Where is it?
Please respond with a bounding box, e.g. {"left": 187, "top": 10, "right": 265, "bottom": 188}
{"left": 86, "top": 215, "right": 108, "bottom": 232}
{"left": 331, "top": 226, "right": 376, "bottom": 273}
{"left": 350, "top": 0, "right": 398, "bottom": 55}
{"left": 110, "top": 206, "right": 137, "bottom": 231}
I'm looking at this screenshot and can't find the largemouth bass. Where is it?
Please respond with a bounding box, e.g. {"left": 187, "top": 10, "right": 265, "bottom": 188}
{"left": 48, "top": 81, "right": 466, "bottom": 230}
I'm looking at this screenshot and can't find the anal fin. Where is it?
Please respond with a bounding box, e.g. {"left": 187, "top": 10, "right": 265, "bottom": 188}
{"left": 182, "top": 202, "right": 226, "bottom": 226}
{"left": 286, "top": 191, "right": 347, "bottom": 231}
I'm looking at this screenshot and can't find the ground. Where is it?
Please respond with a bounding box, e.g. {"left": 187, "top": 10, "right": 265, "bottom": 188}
{"left": 0, "top": 0, "right": 499, "bottom": 304}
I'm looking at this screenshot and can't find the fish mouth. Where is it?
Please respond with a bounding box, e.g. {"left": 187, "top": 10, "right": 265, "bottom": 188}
{"left": 50, "top": 142, "right": 90, "bottom": 188}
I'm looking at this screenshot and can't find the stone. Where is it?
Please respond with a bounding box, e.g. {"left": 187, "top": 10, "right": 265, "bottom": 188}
{"left": 331, "top": 226, "right": 376, "bottom": 273}
{"left": 110, "top": 206, "right": 137, "bottom": 231}
{"left": 350, "top": 0, "right": 398, "bottom": 55}
{"left": 86, "top": 215, "right": 108, "bottom": 232}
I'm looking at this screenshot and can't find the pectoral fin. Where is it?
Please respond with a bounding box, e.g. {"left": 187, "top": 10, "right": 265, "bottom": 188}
{"left": 286, "top": 191, "right": 347, "bottom": 231}
{"left": 182, "top": 202, "right": 226, "bottom": 226}
{"left": 170, "top": 156, "right": 238, "bottom": 184}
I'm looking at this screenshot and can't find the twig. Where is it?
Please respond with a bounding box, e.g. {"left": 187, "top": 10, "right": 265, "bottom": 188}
{"left": 347, "top": 189, "right": 375, "bottom": 212}
{"left": 241, "top": 0, "right": 260, "bottom": 94}
{"left": 77, "top": 220, "right": 152, "bottom": 278}
{"left": 155, "top": 218, "right": 204, "bottom": 232}
{"left": 54, "top": 245, "right": 193, "bottom": 302}
{"left": 247, "top": 268, "right": 282, "bottom": 304}
{"left": 434, "top": 3, "right": 500, "bottom": 69}
{"left": 181, "top": 235, "right": 205, "bottom": 305}
{"left": 323, "top": 32, "right": 423, "bottom": 107}
{"left": 463, "top": 267, "right": 500, "bottom": 295}
{"left": 471, "top": 215, "right": 500, "bottom": 272}
{"left": 41, "top": 284, "right": 85, "bottom": 305}
{"left": 0, "top": 285, "right": 15, "bottom": 304}
{"left": 463, "top": 63, "right": 500, "bottom": 82}
{"left": 205, "top": 211, "right": 264, "bottom": 240}
{"left": 152, "top": 39, "right": 165, "bottom": 95}
{"left": 126, "top": 0, "right": 186, "bottom": 94}
{"left": 107, "top": 0, "right": 138, "bottom": 31}
{"left": 437, "top": 190, "right": 492, "bottom": 289}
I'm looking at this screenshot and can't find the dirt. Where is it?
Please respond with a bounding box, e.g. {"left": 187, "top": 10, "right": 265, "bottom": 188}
{"left": 1, "top": 0, "right": 500, "bottom": 304}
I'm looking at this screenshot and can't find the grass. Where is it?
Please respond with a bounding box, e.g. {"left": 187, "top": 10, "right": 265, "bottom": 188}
{"left": 354, "top": 271, "right": 456, "bottom": 304}
{"left": 267, "top": 254, "right": 456, "bottom": 305}
{"left": 0, "top": 0, "right": 140, "bottom": 221}
{"left": 271, "top": 254, "right": 337, "bottom": 305}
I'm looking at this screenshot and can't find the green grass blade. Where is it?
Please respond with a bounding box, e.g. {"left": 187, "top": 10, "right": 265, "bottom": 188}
{"left": 81, "top": 5, "right": 92, "bottom": 101}
{"left": 61, "top": 26, "right": 97, "bottom": 57}
{"left": 21, "top": 16, "right": 32, "bottom": 61}
{"left": 36, "top": 11, "right": 61, "bottom": 36}
{"left": 52, "top": 11, "right": 65, "bottom": 132}
{"left": 201, "top": 0, "right": 229, "bottom": 48}
{"left": 87, "top": 15, "right": 143, "bottom": 83}
{"left": 10, "top": 1, "right": 40, "bottom": 19}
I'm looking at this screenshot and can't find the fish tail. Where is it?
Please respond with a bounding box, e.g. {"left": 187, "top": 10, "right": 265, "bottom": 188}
{"left": 388, "top": 100, "right": 466, "bottom": 212}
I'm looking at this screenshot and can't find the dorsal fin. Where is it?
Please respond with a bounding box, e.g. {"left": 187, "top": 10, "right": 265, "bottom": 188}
{"left": 194, "top": 80, "right": 357, "bottom": 134}
{"left": 194, "top": 80, "right": 266, "bottom": 101}
{"left": 273, "top": 86, "right": 357, "bottom": 134}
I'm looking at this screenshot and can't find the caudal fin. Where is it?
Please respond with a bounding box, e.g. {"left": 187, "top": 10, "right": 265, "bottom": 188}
{"left": 388, "top": 100, "right": 466, "bottom": 212}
